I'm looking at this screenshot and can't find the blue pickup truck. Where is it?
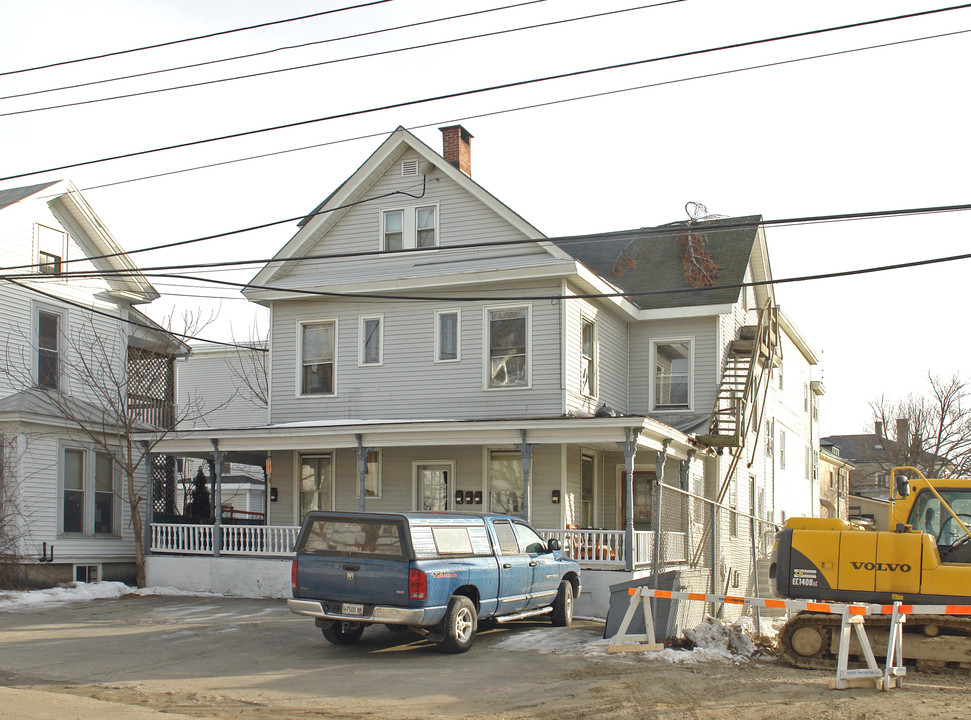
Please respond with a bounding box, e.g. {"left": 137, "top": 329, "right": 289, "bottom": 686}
{"left": 288, "top": 511, "right": 581, "bottom": 653}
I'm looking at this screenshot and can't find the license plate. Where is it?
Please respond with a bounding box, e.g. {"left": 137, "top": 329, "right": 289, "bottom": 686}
{"left": 341, "top": 603, "right": 364, "bottom": 616}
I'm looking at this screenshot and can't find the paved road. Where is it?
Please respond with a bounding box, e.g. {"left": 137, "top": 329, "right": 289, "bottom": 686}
{"left": 0, "top": 595, "right": 605, "bottom": 719}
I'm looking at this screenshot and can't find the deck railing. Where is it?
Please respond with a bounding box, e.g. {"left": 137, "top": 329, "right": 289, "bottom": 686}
{"left": 150, "top": 523, "right": 688, "bottom": 568}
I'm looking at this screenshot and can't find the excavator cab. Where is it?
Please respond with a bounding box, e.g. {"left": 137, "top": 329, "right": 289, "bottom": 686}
{"left": 893, "top": 467, "right": 971, "bottom": 564}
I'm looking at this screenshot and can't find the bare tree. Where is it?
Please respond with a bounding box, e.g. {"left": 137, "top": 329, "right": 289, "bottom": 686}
{"left": 1, "top": 312, "right": 214, "bottom": 588}
{"left": 869, "top": 373, "right": 971, "bottom": 478}
{"left": 0, "top": 433, "right": 26, "bottom": 587}
{"left": 226, "top": 321, "right": 268, "bottom": 409}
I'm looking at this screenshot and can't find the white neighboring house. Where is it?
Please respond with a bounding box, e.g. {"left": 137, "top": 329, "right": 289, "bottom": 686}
{"left": 148, "top": 126, "right": 823, "bottom": 619}
{"left": 0, "top": 181, "right": 183, "bottom": 588}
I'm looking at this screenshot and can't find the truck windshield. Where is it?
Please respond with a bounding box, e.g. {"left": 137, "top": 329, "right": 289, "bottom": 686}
{"left": 300, "top": 517, "right": 406, "bottom": 559}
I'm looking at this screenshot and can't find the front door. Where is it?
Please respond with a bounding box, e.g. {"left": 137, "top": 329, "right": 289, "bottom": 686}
{"left": 620, "top": 471, "right": 655, "bottom": 530}
{"left": 416, "top": 464, "right": 451, "bottom": 511}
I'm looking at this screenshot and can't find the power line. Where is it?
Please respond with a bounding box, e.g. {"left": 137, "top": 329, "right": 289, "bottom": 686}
{"left": 5, "top": 2, "right": 969, "bottom": 183}
{"left": 0, "top": 2, "right": 680, "bottom": 118}
{"left": 60, "top": 24, "right": 971, "bottom": 197}
{"left": 4, "top": 201, "right": 971, "bottom": 280}
{"left": 3, "top": 278, "right": 264, "bottom": 351}
{"left": 0, "top": 0, "right": 395, "bottom": 77}
{"left": 0, "top": 0, "right": 551, "bottom": 102}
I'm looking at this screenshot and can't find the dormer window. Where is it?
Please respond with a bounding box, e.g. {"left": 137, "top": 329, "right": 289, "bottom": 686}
{"left": 35, "top": 223, "right": 67, "bottom": 275}
{"left": 381, "top": 205, "right": 438, "bottom": 251}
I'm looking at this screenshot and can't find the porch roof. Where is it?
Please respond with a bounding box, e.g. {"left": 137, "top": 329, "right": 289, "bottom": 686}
{"left": 137, "top": 415, "right": 704, "bottom": 462}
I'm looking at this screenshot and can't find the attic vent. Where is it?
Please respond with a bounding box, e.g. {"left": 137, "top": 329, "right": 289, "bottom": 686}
{"left": 401, "top": 160, "right": 419, "bottom": 177}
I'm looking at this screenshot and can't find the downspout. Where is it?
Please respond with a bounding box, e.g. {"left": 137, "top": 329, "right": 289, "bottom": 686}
{"left": 618, "top": 427, "right": 640, "bottom": 572}
{"left": 517, "top": 430, "right": 536, "bottom": 522}
{"left": 356, "top": 434, "right": 372, "bottom": 513}
{"left": 652, "top": 440, "right": 670, "bottom": 589}
{"left": 211, "top": 439, "right": 222, "bottom": 558}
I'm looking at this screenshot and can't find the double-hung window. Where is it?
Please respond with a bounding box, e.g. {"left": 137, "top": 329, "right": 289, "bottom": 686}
{"left": 580, "top": 317, "right": 596, "bottom": 397}
{"left": 62, "top": 447, "right": 117, "bottom": 536}
{"left": 435, "top": 309, "right": 460, "bottom": 362}
{"left": 359, "top": 315, "right": 383, "bottom": 366}
{"left": 652, "top": 339, "right": 691, "bottom": 410}
{"left": 381, "top": 205, "right": 438, "bottom": 251}
{"left": 300, "top": 320, "right": 336, "bottom": 395}
{"left": 37, "top": 308, "right": 61, "bottom": 390}
{"left": 486, "top": 305, "right": 529, "bottom": 388}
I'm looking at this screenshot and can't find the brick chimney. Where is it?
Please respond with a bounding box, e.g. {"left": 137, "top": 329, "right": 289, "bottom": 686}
{"left": 439, "top": 125, "right": 473, "bottom": 176}
{"left": 896, "top": 418, "right": 910, "bottom": 448}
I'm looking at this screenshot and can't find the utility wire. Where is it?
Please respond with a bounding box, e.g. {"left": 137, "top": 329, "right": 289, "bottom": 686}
{"left": 0, "top": 2, "right": 680, "bottom": 118}
{"left": 4, "top": 201, "right": 971, "bottom": 279}
{"left": 93, "top": 244, "right": 971, "bottom": 303}
{"left": 4, "top": 3, "right": 969, "bottom": 183}
{"left": 0, "top": 0, "right": 395, "bottom": 77}
{"left": 3, "top": 278, "right": 264, "bottom": 350}
{"left": 59, "top": 24, "right": 971, "bottom": 197}
{"left": 0, "top": 0, "right": 552, "bottom": 102}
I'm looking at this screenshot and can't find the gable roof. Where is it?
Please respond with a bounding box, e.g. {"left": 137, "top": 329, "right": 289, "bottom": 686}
{"left": 550, "top": 215, "right": 769, "bottom": 311}
{"left": 0, "top": 181, "right": 59, "bottom": 211}
{"left": 0, "top": 180, "right": 158, "bottom": 304}
{"left": 246, "top": 126, "right": 569, "bottom": 292}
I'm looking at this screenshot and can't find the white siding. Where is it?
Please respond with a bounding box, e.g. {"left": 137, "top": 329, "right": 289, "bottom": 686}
{"left": 563, "top": 287, "right": 629, "bottom": 416}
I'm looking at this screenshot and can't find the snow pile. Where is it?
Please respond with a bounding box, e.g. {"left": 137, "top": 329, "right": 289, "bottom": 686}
{"left": 0, "top": 582, "right": 218, "bottom": 611}
{"left": 494, "top": 616, "right": 763, "bottom": 665}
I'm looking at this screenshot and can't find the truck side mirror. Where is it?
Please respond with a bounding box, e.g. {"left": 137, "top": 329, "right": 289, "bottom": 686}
{"left": 547, "top": 538, "right": 561, "bottom": 552}
{"left": 895, "top": 476, "right": 911, "bottom": 498}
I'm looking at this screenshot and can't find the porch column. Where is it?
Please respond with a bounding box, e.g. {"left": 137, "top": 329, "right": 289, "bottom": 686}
{"left": 652, "top": 440, "right": 670, "bottom": 589}
{"left": 618, "top": 428, "right": 640, "bottom": 572}
{"left": 356, "top": 434, "right": 372, "bottom": 512}
{"left": 211, "top": 440, "right": 223, "bottom": 558}
{"left": 141, "top": 442, "right": 153, "bottom": 558}
{"left": 516, "top": 431, "right": 536, "bottom": 523}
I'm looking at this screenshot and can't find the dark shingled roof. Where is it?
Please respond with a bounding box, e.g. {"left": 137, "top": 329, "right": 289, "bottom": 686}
{"left": 550, "top": 215, "right": 762, "bottom": 310}
{"left": 0, "top": 181, "right": 59, "bottom": 212}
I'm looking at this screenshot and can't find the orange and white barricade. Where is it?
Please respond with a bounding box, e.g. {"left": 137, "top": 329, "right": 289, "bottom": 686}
{"left": 608, "top": 588, "right": 916, "bottom": 691}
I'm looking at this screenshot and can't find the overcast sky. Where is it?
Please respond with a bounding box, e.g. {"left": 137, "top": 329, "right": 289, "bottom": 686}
{"left": 2, "top": 0, "right": 969, "bottom": 436}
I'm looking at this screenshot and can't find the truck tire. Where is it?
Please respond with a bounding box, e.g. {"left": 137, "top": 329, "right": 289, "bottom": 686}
{"left": 551, "top": 580, "right": 574, "bottom": 627}
{"left": 322, "top": 621, "right": 365, "bottom": 645}
{"left": 438, "top": 595, "right": 477, "bottom": 653}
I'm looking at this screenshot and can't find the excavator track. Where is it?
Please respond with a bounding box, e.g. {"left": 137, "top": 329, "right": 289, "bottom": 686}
{"left": 779, "top": 611, "right": 971, "bottom": 672}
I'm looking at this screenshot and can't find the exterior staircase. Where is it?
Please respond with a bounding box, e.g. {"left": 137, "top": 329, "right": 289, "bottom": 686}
{"left": 698, "top": 303, "right": 778, "bottom": 449}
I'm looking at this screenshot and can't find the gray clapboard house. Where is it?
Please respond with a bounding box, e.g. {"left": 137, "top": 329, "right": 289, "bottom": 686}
{"left": 0, "top": 181, "right": 184, "bottom": 588}
{"left": 146, "top": 126, "right": 822, "bottom": 616}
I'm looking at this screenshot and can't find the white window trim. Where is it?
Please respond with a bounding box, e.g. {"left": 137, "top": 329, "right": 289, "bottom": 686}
{"left": 33, "top": 301, "right": 68, "bottom": 393}
{"left": 34, "top": 222, "right": 68, "bottom": 276}
{"left": 434, "top": 308, "right": 461, "bottom": 363}
{"left": 295, "top": 318, "right": 338, "bottom": 398}
{"left": 580, "top": 315, "right": 597, "bottom": 398}
{"left": 358, "top": 314, "right": 384, "bottom": 367}
{"left": 355, "top": 449, "right": 383, "bottom": 499}
{"left": 296, "top": 453, "right": 335, "bottom": 515}
{"left": 649, "top": 336, "right": 694, "bottom": 412}
{"left": 483, "top": 303, "right": 532, "bottom": 391}
{"left": 378, "top": 203, "right": 440, "bottom": 251}
{"left": 412, "top": 459, "right": 457, "bottom": 511}
{"left": 58, "top": 441, "right": 120, "bottom": 538}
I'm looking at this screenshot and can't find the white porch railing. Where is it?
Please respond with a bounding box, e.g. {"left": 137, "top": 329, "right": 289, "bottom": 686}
{"left": 150, "top": 523, "right": 687, "bottom": 568}
{"left": 150, "top": 523, "right": 298, "bottom": 558}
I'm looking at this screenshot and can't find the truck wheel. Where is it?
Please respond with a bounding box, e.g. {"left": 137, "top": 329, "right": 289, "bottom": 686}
{"left": 322, "top": 621, "right": 365, "bottom": 645}
{"left": 552, "top": 580, "right": 574, "bottom": 627}
{"left": 438, "top": 595, "right": 477, "bottom": 653}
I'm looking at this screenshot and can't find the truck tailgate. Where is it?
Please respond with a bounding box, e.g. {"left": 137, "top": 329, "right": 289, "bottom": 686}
{"left": 296, "top": 556, "right": 409, "bottom": 606}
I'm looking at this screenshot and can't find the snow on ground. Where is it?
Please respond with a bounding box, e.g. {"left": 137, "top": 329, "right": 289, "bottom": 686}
{"left": 494, "top": 616, "right": 769, "bottom": 665}
{"left": 0, "top": 582, "right": 218, "bottom": 611}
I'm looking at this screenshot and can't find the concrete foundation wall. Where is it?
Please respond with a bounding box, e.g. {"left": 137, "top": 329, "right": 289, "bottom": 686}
{"left": 146, "top": 556, "right": 292, "bottom": 599}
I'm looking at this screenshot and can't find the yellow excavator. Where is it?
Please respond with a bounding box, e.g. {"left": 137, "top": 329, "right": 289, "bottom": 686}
{"left": 770, "top": 467, "right": 971, "bottom": 670}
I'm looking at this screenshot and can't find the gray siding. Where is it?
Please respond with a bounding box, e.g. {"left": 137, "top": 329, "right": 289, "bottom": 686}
{"left": 563, "top": 288, "right": 629, "bottom": 416}
{"left": 177, "top": 347, "right": 268, "bottom": 429}
{"left": 629, "top": 316, "right": 719, "bottom": 416}
{"left": 275, "top": 148, "right": 561, "bottom": 289}
{"left": 269, "top": 281, "right": 566, "bottom": 424}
